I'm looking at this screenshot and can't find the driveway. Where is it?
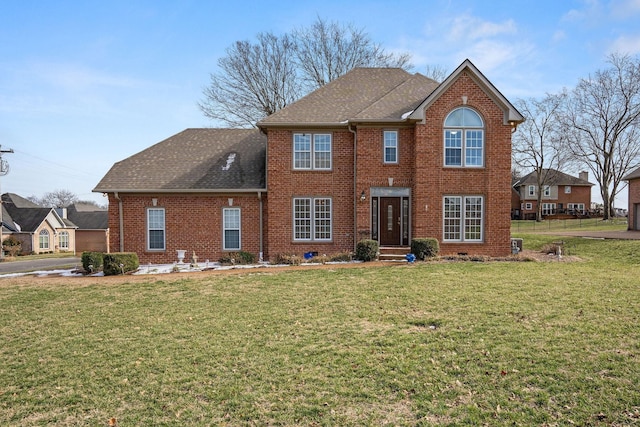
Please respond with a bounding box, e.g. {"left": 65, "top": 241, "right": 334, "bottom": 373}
{"left": 0, "top": 256, "right": 81, "bottom": 275}
{"left": 537, "top": 230, "right": 640, "bottom": 240}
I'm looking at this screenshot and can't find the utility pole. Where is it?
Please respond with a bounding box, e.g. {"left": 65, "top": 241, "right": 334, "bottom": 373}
{"left": 0, "top": 145, "right": 15, "bottom": 260}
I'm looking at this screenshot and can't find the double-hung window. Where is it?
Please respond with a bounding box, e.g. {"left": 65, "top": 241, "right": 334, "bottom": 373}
{"left": 223, "top": 208, "right": 241, "bottom": 250}
{"left": 543, "top": 185, "right": 551, "bottom": 197}
{"left": 59, "top": 231, "right": 69, "bottom": 250}
{"left": 528, "top": 185, "right": 535, "bottom": 197}
{"left": 293, "top": 133, "right": 332, "bottom": 170}
{"left": 383, "top": 130, "right": 398, "bottom": 163}
{"left": 147, "top": 208, "right": 165, "bottom": 251}
{"left": 39, "top": 229, "right": 50, "bottom": 250}
{"left": 293, "top": 197, "right": 332, "bottom": 241}
{"left": 444, "top": 107, "right": 484, "bottom": 167}
{"left": 443, "top": 196, "right": 483, "bottom": 242}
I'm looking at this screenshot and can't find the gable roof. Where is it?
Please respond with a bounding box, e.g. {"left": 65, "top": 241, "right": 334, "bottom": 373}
{"left": 1, "top": 193, "right": 73, "bottom": 232}
{"left": 623, "top": 166, "right": 640, "bottom": 181}
{"left": 408, "top": 59, "right": 524, "bottom": 125}
{"left": 258, "top": 68, "right": 439, "bottom": 127}
{"left": 515, "top": 169, "right": 594, "bottom": 187}
{"left": 93, "top": 129, "right": 266, "bottom": 193}
{"left": 66, "top": 203, "right": 108, "bottom": 230}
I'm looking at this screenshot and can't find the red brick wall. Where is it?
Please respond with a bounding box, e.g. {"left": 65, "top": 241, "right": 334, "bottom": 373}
{"left": 265, "top": 129, "right": 355, "bottom": 260}
{"left": 628, "top": 178, "right": 640, "bottom": 230}
{"left": 413, "top": 71, "right": 513, "bottom": 256}
{"left": 107, "top": 193, "right": 265, "bottom": 264}
{"left": 266, "top": 71, "right": 516, "bottom": 258}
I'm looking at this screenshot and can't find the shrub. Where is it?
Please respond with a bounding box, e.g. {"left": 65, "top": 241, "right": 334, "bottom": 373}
{"left": 2, "top": 236, "right": 22, "bottom": 257}
{"left": 219, "top": 251, "right": 256, "bottom": 265}
{"left": 411, "top": 238, "right": 440, "bottom": 260}
{"left": 271, "top": 253, "right": 302, "bottom": 265}
{"left": 103, "top": 252, "right": 139, "bottom": 276}
{"left": 355, "top": 239, "right": 379, "bottom": 262}
{"left": 81, "top": 252, "right": 104, "bottom": 273}
{"left": 329, "top": 252, "right": 352, "bottom": 262}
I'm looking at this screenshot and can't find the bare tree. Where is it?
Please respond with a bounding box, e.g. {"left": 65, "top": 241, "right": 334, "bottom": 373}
{"left": 560, "top": 53, "right": 640, "bottom": 219}
{"left": 293, "top": 17, "right": 412, "bottom": 90}
{"left": 29, "top": 189, "right": 78, "bottom": 208}
{"left": 512, "top": 93, "right": 569, "bottom": 221}
{"left": 422, "top": 64, "right": 449, "bottom": 83}
{"left": 200, "top": 17, "right": 413, "bottom": 127}
{"left": 199, "top": 32, "right": 301, "bottom": 128}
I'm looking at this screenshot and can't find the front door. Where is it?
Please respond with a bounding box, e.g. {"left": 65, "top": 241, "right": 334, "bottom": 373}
{"left": 380, "top": 197, "right": 401, "bottom": 246}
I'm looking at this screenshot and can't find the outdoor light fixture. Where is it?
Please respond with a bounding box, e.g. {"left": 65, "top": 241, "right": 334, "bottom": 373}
{"left": 360, "top": 190, "right": 366, "bottom": 201}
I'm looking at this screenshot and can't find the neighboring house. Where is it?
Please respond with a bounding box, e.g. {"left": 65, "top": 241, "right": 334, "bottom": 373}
{"left": 512, "top": 169, "right": 594, "bottom": 220}
{"left": 623, "top": 166, "right": 640, "bottom": 230}
{"left": 64, "top": 203, "right": 109, "bottom": 253}
{"left": 1, "top": 193, "right": 77, "bottom": 255}
{"left": 94, "top": 59, "right": 524, "bottom": 264}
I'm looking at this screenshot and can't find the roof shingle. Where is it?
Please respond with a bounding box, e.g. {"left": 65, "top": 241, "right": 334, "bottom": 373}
{"left": 93, "top": 129, "right": 266, "bottom": 192}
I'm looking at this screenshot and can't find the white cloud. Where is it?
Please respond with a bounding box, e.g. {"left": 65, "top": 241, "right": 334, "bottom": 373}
{"left": 609, "top": 0, "right": 640, "bottom": 19}
{"left": 608, "top": 34, "right": 640, "bottom": 54}
{"left": 448, "top": 14, "right": 517, "bottom": 42}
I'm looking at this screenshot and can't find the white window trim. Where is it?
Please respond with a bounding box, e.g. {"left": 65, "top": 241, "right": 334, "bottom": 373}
{"left": 528, "top": 185, "right": 535, "bottom": 196}
{"left": 542, "top": 203, "right": 556, "bottom": 216}
{"left": 293, "top": 133, "right": 332, "bottom": 170}
{"left": 223, "top": 208, "right": 241, "bottom": 251}
{"left": 443, "top": 108, "right": 484, "bottom": 168}
{"left": 543, "top": 185, "right": 551, "bottom": 197}
{"left": 147, "top": 207, "right": 166, "bottom": 251}
{"left": 39, "top": 229, "right": 50, "bottom": 250}
{"left": 293, "top": 197, "right": 332, "bottom": 242}
{"left": 59, "top": 231, "right": 69, "bottom": 250}
{"left": 442, "top": 195, "right": 484, "bottom": 242}
{"left": 565, "top": 185, "right": 571, "bottom": 194}
{"left": 383, "top": 130, "right": 398, "bottom": 164}
{"left": 525, "top": 202, "right": 532, "bottom": 210}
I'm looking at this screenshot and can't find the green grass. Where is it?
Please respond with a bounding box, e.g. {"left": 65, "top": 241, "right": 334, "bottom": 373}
{"left": 511, "top": 217, "right": 627, "bottom": 233}
{"left": 1, "top": 236, "right": 639, "bottom": 426}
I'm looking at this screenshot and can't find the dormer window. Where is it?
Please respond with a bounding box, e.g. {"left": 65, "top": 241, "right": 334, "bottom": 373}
{"left": 444, "top": 107, "right": 484, "bottom": 167}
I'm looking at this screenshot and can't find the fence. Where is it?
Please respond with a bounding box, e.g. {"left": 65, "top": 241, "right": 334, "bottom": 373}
{"left": 511, "top": 218, "right": 628, "bottom": 233}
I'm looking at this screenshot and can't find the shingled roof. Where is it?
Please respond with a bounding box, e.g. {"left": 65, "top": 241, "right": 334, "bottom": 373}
{"left": 516, "top": 169, "right": 594, "bottom": 187}
{"left": 1, "top": 193, "right": 64, "bottom": 232}
{"left": 623, "top": 166, "right": 640, "bottom": 180}
{"left": 258, "top": 68, "right": 439, "bottom": 126}
{"left": 93, "top": 129, "right": 266, "bottom": 193}
{"left": 66, "top": 203, "right": 108, "bottom": 230}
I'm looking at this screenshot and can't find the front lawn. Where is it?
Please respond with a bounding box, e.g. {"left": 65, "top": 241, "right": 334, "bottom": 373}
{"left": 1, "top": 235, "right": 638, "bottom": 426}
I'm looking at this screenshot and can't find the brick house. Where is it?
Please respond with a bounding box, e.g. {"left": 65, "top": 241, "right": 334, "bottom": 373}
{"left": 94, "top": 59, "right": 523, "bottom": 264}
{"left": 623, "top": 166, "right": 640, "bottom": 230}
{"left": 512, "top": 169, "right": 594, "bottom": 220}
{"left": 1, "top": 193, "right": 77, "bottom": 255}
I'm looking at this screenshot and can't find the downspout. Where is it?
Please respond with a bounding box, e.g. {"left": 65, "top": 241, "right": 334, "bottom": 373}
{"left": 258, "top": 191, "right": 264, "bottom": 262}
{"left": 349, "top": 123, "right": 358, "bottom": 252}
{"left": 114, "top": 192, "right": 124, "bottom": 252}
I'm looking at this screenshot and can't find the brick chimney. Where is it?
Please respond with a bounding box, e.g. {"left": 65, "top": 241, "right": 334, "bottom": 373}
{"left": 578, "top": 171, "right": 589, "bottom": 182}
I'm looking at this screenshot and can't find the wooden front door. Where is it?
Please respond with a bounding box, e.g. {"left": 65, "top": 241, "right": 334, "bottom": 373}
{"left": 379, "top": 197, "right": 401, "bottom": 246}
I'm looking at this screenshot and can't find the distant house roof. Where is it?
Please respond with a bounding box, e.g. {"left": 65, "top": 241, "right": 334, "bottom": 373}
{"left": 1, "top": 193, "right": 75, "bottom": 232}
{"left": 93, "top": 129, "right": 266, "bottom": 193}
{"left": 623, "top": 166, "right": 640, "bottom": 181}
{"left": 66, "top": 203, "right": 108, "bottom": 230}
{"left": 515, "top": 169, "right": 594, "bottom": 187}
{"left": 258, "top": 68, "right": 440, "bottom": 126}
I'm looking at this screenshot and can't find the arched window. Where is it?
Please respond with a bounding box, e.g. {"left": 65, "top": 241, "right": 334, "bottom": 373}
{"left": 39, "top": 229, "right": 50, "bottom": 250}
{"left": 444, "top": 107, "right": 484, "bottom": 167}
{"left": 59, "top": 231, "right": 69, "bottom": 250}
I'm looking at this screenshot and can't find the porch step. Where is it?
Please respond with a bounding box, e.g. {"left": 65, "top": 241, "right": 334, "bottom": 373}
{"left": 378, "top": 246, "right": 411, "bottom": 261}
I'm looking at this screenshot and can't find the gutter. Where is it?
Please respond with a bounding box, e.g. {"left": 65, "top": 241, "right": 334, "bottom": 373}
{"left": 349, "top": 124, "right": 358, "bottom": 253}
{"left": 94, "top": 188, "right": 267, "bottom": 194}
{"left": 258, "top": 191, "right": 264, "bottom": 262}
{"left": 114, "top": 192, "right": 124, "bottom": 252}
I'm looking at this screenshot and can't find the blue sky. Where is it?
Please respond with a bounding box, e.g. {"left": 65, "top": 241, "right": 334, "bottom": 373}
{"left": 1, "top": 0, "right": 639, "bottom": 207}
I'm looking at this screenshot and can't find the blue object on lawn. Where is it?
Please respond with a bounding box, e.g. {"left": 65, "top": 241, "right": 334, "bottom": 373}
{"left": 406, "top": 253, "right": 416, "bottom": 263}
